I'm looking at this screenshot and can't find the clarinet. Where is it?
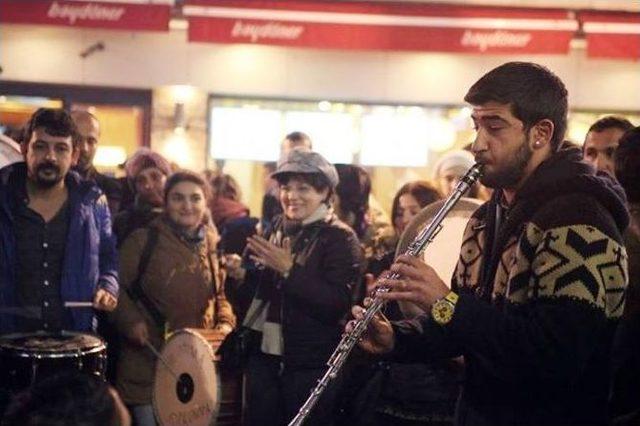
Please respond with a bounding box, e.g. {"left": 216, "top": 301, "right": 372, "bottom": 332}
{"left": 287, "top": 163, "right": 483, "bottom": 426}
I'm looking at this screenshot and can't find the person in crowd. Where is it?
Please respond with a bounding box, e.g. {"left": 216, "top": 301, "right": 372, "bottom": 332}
{"left": 392, "top": 181, "right": 444, "bottom": 237}
{"left": 261, "top": 131, "right": 313, "bottom": 231}
{"left": 2, "top": 371, "right": 131, "bottom": 426}
{"left": 582, "top": 115, "right": 634, "bottom": 176}
{"left": 0, "top": 108, "right": 118, "bottom": 334}
{"left": 610, "top": 126, "right": 640, "bottom": 425}
{"left": 342, "top": 181, "right": 444, "bottom": 426}
{"left": 208, "top": 170, "right": 259, "bottom": 322}
{"left": 432, "top": 149, "right": 485, "bottom": 199}
{"left": 225, "top": 150, "right": 363, "bottom": 426}
{"left": 112, "top": 148, "right": 172, "bottom": 246}
{"left": 70, "top": 110, "right": 122, "bottom": 215}
{"left": 208, "top": 170, "right": 258, "bottom": 255}
{"left": 351, "top": 62, "right": 629, "bottom": 426}
{"left": 360, "top": 180, "right": 459, "bottom": 426}
{"left": 110, "top": 170, "right": 236, "bottom": 426}
{"left": 366, "top": 181, "right": 443, "bottom": 279}
{"left": 333, "top": 164, "right": 371, "bottom": 241}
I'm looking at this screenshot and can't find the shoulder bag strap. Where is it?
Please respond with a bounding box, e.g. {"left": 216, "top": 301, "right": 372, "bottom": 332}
{"left": 126, "top": 226, "right": 165, "bottom": 327}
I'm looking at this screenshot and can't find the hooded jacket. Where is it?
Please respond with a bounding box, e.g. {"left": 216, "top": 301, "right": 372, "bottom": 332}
{"left": 393, "top": 147, "right": 629, "bottom": 426}
{"left": 0, "top": 162, "right": 119, "bottom": 333}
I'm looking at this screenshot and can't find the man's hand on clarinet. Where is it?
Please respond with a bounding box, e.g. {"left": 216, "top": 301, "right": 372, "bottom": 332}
{"left": 347, "top": 300, "right": 395, "bottom": 355}
{"left": 376, "top": 254, "right": 449, "bottom": 312}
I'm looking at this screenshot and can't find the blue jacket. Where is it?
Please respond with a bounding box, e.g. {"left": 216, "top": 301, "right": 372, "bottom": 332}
{"left": 0, "top": 162, "right": 119, "bottom": 333}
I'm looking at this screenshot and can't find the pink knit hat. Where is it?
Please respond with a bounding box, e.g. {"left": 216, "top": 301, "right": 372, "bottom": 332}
{"left": 125, "top": 147, "right": 172, "bottom": 180}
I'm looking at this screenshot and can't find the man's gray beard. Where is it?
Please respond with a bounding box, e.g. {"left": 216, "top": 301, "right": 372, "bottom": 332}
{"left": 480, "top": 136, "right": 533, "bottom": 189}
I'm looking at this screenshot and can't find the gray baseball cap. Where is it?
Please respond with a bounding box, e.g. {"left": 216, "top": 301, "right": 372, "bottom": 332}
{"left": 271, "top": 149, "right": 339, "bottom": 188}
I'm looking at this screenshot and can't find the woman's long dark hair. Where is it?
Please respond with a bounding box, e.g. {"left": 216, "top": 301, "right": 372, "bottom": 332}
{"left": 391, "top": 180, "right": 443, "bottom": 233}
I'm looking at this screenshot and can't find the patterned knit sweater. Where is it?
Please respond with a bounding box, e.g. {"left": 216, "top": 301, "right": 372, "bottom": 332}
{"left": 393, "top": 147, "right": 629, "bottom": 426}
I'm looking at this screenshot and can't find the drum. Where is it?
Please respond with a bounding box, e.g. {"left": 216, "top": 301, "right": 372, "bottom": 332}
{"left": 0, "top": 331, "right": 107, "bottom": 392}
{"left": 196, "top": 328, "right": 243, "bottom": 426}
{"left": 153, "top": 329, "right": 220, "bottom": 426}
{"left": 396, "top": 197, "right": 482, "bottom": 318}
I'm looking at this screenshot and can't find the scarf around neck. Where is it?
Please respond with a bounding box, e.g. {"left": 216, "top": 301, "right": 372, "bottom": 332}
{"left": 244, "top": 203, "right": 332, "bottom": 356}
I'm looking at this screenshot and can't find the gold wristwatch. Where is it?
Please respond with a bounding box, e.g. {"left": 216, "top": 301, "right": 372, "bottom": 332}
{"left": 431, "top": 291, "right": 459, "bottom": 325}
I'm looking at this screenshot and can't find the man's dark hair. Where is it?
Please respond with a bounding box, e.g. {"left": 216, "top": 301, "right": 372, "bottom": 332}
{"left": 284, "top": 131, "right": 312, "bottom": 149}
{"left": 464, "top": 62, "right": 568, "bottom": 151}
{"left": 587, "top": 115, "right": 633, "bottom": 135}
{"left": 22, "top": 108, "right": 79, "bottom": 148}
{"left": 614, "top": 126, "right": 640, "bottom": 203}
{"left": 2, "top": 372, "right": 116, "bottom": 426}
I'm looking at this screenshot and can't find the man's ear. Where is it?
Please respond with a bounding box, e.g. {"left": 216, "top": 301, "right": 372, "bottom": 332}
{"left": 532, "top": 119, "right": 555, "bottom": 148}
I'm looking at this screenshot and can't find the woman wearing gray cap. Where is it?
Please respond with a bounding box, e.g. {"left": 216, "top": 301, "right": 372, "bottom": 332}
{"left": 226, "top": 150, "right": 364, "bottom": 426}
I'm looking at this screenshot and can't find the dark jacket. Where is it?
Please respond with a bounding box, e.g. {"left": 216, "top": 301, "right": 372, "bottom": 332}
{"left": 79, "top": 166, "right": 122, "bottom": 215}
{"left": 0, "top": 162, "right": 119, "bottom": 333}
{"left": 243, "top": 213, "right": 363, "bottom": 369}
{"left": 392, "top": 147, "right": 629, "bottom": 426}
{"left": 112, "top": 199, "right": 162, "bottom": 248}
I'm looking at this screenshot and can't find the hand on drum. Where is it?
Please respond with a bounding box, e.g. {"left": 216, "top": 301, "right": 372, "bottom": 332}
{"left": 346, "top": 298, "right": 395, "bottom": 355}
{"left": 127, "top": 321, "right": 150, "bottom": 347}
{"left": 375, "top": 254, "right": 449, "bottom": 312}
{"left": 246, "top": 235, "right": 293, "bottom": 275}
{"left": 93, "top": 288, "right": 118, "bottom": 312}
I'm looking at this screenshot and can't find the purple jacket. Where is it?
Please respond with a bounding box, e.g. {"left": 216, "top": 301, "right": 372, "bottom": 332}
{"left": 0, "top": 162, "right": 119, "bottom": 333}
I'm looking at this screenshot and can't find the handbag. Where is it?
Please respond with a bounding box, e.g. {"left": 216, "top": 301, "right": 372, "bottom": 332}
{"left": 216, "top": 300, "right": 267, "bottom": 371}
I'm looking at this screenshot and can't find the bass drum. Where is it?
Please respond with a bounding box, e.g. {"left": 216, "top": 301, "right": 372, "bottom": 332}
{"left": 395, "top": 197, "right": 482, "bottom": 318}
{"left": 153, "top": 329, "right": 220, "bottom": 426}
{"left": 195, "top": 328, "right": 243, "bottom": 426}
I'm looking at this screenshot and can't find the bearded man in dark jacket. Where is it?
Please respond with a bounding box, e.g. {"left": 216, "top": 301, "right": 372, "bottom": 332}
{"left": 352, "top": 62, "right": 629, "bottom": 426}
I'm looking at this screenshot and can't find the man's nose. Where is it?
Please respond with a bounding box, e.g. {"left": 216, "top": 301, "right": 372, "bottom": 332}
{"left": 44, "top": 147, "right": 57, "bottom": 161}
{"left": 595, "top": 155, "right": 609, "bottom": 173}
{"left": 471, "top": 134, "right": 487, "bottom": 154}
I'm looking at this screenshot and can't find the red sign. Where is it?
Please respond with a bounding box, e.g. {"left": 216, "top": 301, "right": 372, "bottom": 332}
{"left": 184, "top": 0, "right": 576, "bottom": 55}
{"left": 0, "top": 0, "right": 172, "bottom": 31}
{"left": 580, "top": 12, "right": 640, "bottom": 61}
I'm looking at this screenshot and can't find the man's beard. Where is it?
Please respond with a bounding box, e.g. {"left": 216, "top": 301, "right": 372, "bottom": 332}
{"left": 76, "top": 153, "right": 92, "bottom": 172}
{"left": 480, "top": 136, "right": 533, "bottom": 189}
{"left": 34, "top": 162, "right": 63, "bottom": 189}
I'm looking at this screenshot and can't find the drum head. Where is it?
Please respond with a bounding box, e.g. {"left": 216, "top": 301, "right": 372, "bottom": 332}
{"left": 153, "top": 329, "right": 219, "bottom": 426}
{"left": 395, "top": 197, "right": 482, "bottom": 318}
{"left": 0, "top": 331, "right": 105, "bottom": 354}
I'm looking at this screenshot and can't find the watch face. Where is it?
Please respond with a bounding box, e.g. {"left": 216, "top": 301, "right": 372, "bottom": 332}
{"left": 432, "top": 300, "right": 453, "bottom": 325}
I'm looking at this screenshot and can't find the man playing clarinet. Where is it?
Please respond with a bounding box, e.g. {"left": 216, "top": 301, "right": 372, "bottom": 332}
{"left": 353, "top": 62, "right": 629, "bottom": 426}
